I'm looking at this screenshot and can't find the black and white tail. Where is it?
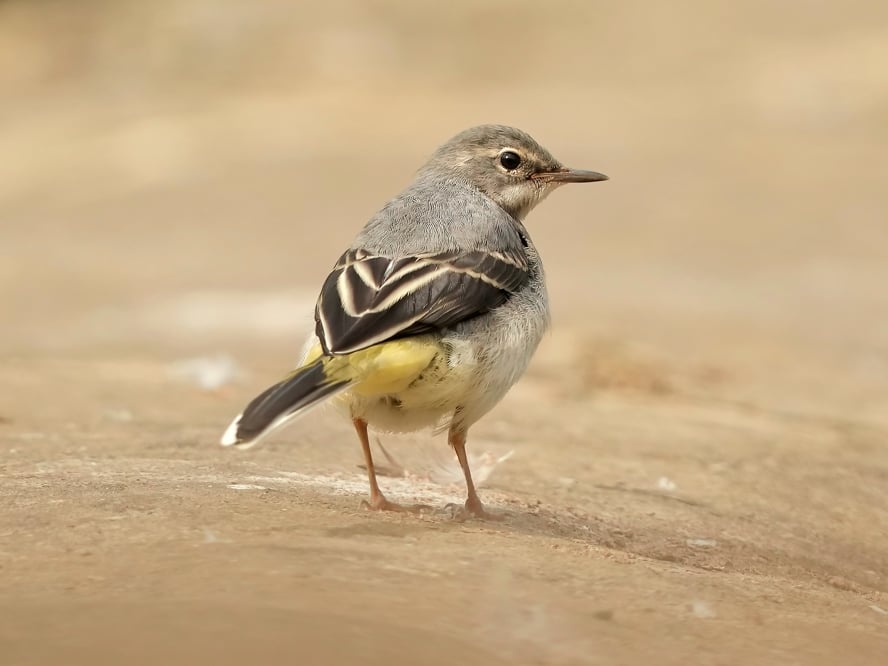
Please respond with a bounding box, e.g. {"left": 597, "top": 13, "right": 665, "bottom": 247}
{"left": 220, "top": 358, "right": 350, "bottom": 449}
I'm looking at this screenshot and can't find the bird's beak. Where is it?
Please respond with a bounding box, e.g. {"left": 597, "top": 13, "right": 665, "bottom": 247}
{"left": 532, "top": 168, "right": 609, "bottom": 183}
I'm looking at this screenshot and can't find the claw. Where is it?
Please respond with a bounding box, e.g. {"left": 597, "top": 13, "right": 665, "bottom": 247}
{"left": 440, "top": 500, "right": 504, "bottom": 522}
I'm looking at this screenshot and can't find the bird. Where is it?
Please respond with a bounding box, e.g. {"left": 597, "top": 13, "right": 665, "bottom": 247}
{"left": 220, "top": 124, "right": 607, "bottom": 519}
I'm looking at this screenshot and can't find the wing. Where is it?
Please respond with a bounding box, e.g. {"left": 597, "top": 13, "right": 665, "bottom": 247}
{"left": 315, "top": 247, "right": 530, "bottom": 355}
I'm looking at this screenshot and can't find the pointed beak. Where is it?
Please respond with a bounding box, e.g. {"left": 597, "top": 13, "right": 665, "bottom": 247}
{"left": 532, "top": 168, "right": 609, "bottom": 184}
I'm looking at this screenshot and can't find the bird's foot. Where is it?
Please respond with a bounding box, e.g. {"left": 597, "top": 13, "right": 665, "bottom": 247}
{"left": 440, "top": 498, "right": 504, "bottom": 522}
{"left": 360, "top": 494, "right": 430, "bottom": 514}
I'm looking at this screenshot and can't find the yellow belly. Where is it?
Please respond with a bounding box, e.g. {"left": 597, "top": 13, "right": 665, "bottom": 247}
{"left": 303, "top": 335, "right": 440, "bottom": 396}
{"left": 305, "top": 335, "right": 479, "bottom": 433}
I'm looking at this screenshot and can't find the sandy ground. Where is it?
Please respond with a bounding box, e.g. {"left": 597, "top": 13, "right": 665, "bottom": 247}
{"left": 2, "top": 1, "right": 888, "bottom": 664}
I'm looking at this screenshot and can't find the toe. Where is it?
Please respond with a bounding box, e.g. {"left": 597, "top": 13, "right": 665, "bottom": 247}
{"left": 439, "top": 500, "right": 504, "bottom": 522}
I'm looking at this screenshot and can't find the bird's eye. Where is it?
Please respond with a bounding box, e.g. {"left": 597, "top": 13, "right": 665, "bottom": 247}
{"left": 499, "top": 150, "right": 522, "bottom": 171}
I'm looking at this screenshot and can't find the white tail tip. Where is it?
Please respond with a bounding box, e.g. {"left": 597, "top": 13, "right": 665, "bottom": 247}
{"left": 220, "top": 414, "right": 243, "bottom": 447}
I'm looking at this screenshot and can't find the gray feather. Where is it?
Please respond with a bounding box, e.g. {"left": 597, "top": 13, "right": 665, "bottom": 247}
{"left": 224, "top": 124, "right": 605, "bottom": 451}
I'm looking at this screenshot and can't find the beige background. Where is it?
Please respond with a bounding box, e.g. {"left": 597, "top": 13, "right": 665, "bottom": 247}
{"left": 1, "top": 1, "right": 887, "bottom": 664}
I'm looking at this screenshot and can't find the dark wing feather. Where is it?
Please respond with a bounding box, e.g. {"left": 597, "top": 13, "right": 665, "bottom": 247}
{"left": 315, "top": 248, "right": 529, "bottom": 355}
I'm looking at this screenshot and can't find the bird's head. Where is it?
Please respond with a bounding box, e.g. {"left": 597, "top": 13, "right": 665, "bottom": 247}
{"left": 418, "top": 124, "right": 608, "bottom": 220}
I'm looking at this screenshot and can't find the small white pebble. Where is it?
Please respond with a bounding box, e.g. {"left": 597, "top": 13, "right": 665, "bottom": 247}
{"left": 657, "top": 476, "right": 677, "bottom": 491}
{"left": 202, "top": 529, "right": 232, "bottom": 544}
{"left": 104, "top": 408, "right": 133, "bottom": 422}
{"left": 16, "top": 433, "right": 47, "bottom": 441}
{"left": 690, "top": 601, "right": 716, "bottom": 619}
{"left": 227, "top": 483, "right": 267, "bottom": 491}
{"left": 687, "top": 538, "right": 718, "bottom": 548}
{"left": 169, "top": 354, "right": 244, "bottom": 391}
{"left": 869, "top": 605, "right": 888, "bottom": 616}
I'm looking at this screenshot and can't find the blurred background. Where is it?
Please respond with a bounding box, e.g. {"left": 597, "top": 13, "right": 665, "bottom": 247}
{"left": 3, "top": 0, "right": 887, "bottom": 372}
{"left": 2, "top": 1, "right": 888, "bottom": 664}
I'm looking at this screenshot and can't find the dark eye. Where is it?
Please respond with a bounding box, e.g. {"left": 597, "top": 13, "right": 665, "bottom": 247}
{"left": 499, "top": 150, "right": 522, "bottom": 171}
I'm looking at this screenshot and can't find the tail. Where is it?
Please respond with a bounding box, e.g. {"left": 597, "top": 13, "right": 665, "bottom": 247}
{"left": 220, "top": 357, "right": 351, "bottom": 449}
{"left": 220, "top": 335, "right": 440, "bottom": 449}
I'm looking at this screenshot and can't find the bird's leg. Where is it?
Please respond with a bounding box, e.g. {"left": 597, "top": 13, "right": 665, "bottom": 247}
{"left": 353, "top": 418, "right": 424, "bottom": 513}
{"left": 448, "top": 423, "right": 503, "bottom": 521}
